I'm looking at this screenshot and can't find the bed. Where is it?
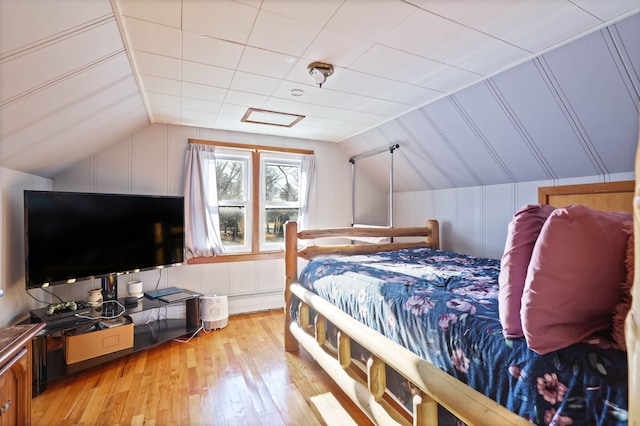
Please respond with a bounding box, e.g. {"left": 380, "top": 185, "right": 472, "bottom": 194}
{"left": 284, "top": 179, "right": 638, "bottom": 426}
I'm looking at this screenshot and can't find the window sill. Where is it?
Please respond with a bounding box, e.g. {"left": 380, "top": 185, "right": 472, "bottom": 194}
{"left": 186, "top": 251, "right": 284, "bottom": 264}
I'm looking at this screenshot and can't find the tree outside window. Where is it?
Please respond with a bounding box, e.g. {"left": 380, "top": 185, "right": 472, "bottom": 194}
{"left": 214, "top": 153, "right": 250, "bottom": 252}
{"left": 263, "top": 160, "right": 300, "bottom": 248}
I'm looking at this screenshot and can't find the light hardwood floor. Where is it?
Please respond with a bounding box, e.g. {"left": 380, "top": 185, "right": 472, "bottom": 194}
{"left": 31, "top": 310, "right": 374, "bottom": 425}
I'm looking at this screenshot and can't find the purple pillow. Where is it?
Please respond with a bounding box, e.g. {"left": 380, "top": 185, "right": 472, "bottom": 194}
{"left": 498, "top": 204, "right": 556, "bottom": 338}
{"left": 521, "top": 205, "right": 631, "bottom": 354}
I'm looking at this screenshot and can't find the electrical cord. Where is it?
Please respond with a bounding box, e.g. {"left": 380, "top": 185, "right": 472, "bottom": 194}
{"left": 74, "top": 299, "right": 127, "bottom": 320}
{"left": 26, "top": 287, "right": 64, "bottom": 304}
{"left": 154, "top": 268, "right": 162, "bottom": 291}
{"left": 173, "top": 325, "right": 205, "bottom": 343}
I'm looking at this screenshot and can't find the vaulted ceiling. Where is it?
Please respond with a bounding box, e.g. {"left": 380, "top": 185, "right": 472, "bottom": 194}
{"left": 0, "top": 0, "right": 639, "bottom": 189}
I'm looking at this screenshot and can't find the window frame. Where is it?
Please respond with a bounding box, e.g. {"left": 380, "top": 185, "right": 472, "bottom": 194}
{"left": 214, "top": 149, "right": 252, "bottom": 254}
{"left": 187, "top": 139, "right": 313, "bottom": 264}
{"left": 260, "top": 153, "right": 303, "bottom": 252}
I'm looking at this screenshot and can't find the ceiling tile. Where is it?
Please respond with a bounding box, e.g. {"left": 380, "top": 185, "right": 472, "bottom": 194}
{"left": 571, "top": 0, "right": 640, "bottom": 21}
{"left": 260, "top": 0, "right": 343, "bottom": 26}
{"left": 182, "top": 82, "right": 227, "bottom": 103}
{"left": 139, "top": 75, "right": 181, "bottom": 96}
{"left": 182, "top": 60, "right": 234, "bottom": 87}
{"left": 150, "top": 105, "right": 181, "bottom": 123}
{"left": 146, "top": 92, "right": 181, "bottom": 109}
{"left": 421, "top": 0, "right": 602, "bottom": 52}
{"left": 180, "top": 109, "right": 218, "bottom": 128}
{"left": 326, "top": 0, "right": 416, "bottom": 42}
{"left": 122, "top": 17, "right": 181, "bottom": 58}
{"left": 133, "top": 52, "right": 181, "bottom": 80}
{"left": 115, "top": 0, "right": 181, "bottom": 28}
{"left": 381, "top": 9, "right": 530, "bottom": 75}
{"left": 348, "top": 44, "right": 482, "bottom": 92}
{"left": 346, "top": 96, "right": 409, "bottom": 117}
{"left": 230, "top": 71, "right": 282, "bottom": 96}
{"left": 303, "top": 28, "right": 375, "bottom": 68}
{"left": 395, "top": 89, "right": 442, "bottom": 107}
{"left": 181, "top": 97, "right": 222, "bottom": 114}
{"left": 247, "top": 10, "right": 322, "bottom": 57}
{"left": 183, "top": 32, "right": 244, "bottom": 69}
{"left": 237, "top": 47, "right": 297, "bottom": 79}
{"left": 416, "top": 68, "right": 483, "bottom": 93}
{"left": 225, "top": 90, "right": 269, "bottom": 108}
{"left": 182, "top": 0, "right": 258, "bottom": 43}
{"left": 317, "top": 67, "right": 423, "bottom": 102}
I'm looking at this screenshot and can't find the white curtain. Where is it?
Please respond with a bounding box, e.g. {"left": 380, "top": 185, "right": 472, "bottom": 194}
{"left": 298, "top": 154, "right": 316, "bottom": 231}
{"left": 183, "top": 143, "right": 224, "bottom": 259}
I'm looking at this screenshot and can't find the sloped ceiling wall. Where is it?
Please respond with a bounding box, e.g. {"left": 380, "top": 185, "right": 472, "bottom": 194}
{"left": 340, "top": 12, "right": 640, "bottom": 192}
{"left": 0, "top": 1, "right": 149, "bottom": 177}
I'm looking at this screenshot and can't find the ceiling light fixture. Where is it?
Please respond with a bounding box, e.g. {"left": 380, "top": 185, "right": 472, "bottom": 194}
{"left": 289, "top": 88, "right": 305, "bottom": 97}
{"left": 307, "top": 61, "right": 334, "bottom": 88}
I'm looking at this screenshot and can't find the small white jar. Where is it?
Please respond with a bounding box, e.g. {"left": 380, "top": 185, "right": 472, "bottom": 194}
{"left": 87, "top": 288, "right": 103, "bottom": 307}
{"left": 128, "top": 280, "right": 143, "bottom": 298}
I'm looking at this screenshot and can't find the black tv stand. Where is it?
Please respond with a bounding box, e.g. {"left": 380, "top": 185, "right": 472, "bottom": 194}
{"left": 29, "top": 289, "right": 201, "bottom": 396}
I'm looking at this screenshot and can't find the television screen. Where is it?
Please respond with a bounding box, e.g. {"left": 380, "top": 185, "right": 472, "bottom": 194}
{"left": 24, "top": 191, "right": 185, "bottom": 289}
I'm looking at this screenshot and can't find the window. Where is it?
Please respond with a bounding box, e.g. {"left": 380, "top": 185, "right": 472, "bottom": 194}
{"left": 261, "top": 154, "right": 301, "bottom": 251}
{"left": 210, "top": 146, "right": 305, "bottom": 255}
{"left": 214, "top": 150, "right": 251, "bottom": 253}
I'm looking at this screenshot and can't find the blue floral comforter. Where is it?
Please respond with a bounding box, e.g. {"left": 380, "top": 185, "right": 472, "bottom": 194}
{"left": 294, "top": 247, "right": 628, "bottom": 426}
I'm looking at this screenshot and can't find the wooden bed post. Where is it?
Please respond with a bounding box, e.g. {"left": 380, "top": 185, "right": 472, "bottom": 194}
{"left": 426, "top": 220, "right": 439, "bottom": 250}
{"left": 338, "top": 331, "right": 351, "bottom": 368}
{"left": 413, "top": 393, "right": 438, "bottom": 426}
{"left": 284, "top": 220, "right": 299, "bottom": 351}
{"left": 367, "top": 355, "right": 386, "bottom": 401}
{"left": 629, "top": 128, "right": 640, "bottom": 425}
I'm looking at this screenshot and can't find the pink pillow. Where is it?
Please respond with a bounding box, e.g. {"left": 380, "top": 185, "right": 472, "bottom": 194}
{"left": 521, "top": 205, "right": 631, "bottom": 354}
{"left": 498, "top": 204, "right": 556, "bottom": 338}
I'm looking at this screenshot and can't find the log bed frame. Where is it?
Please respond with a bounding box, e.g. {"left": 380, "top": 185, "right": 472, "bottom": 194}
{"left": 284, "top": 180, "right": 639, "bottom": 425}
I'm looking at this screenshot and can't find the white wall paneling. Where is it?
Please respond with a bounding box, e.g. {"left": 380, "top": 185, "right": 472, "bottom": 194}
{"left": 395, "top": 172, "right": 635, "bottom": 259}
{"left": 132, "top": 124, "right": 168, "bottom": 194}
{"left": 0, "top": 167, "right": 51, "bottom": 328}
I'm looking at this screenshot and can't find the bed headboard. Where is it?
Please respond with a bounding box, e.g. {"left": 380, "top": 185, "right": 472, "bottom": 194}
{"left": 538, "top": 181, "right": 634, "bottom": 213}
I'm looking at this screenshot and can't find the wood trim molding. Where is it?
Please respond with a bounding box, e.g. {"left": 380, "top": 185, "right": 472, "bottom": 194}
{"left": 538, "top": 180, "right": 634, "bottom": 213}
{"left": 187, "top": 251, "right": 283, "bottom": 264}
{"left": 188, "top": 138, "right": 314, "bottom": 155}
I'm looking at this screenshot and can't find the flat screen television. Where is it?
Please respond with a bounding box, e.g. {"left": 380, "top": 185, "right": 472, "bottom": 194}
{"left": 24, "top": 190, "right": 185, "bottom": 290}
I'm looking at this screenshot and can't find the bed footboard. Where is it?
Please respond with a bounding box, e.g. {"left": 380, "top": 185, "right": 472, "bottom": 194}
{"left": 284, "top": 220, "right": 438, "bottom": 352}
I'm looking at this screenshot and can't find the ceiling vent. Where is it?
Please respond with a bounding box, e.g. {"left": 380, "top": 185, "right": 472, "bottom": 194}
{"left": 241, "top": 108, "right": 305, "bottom": 128}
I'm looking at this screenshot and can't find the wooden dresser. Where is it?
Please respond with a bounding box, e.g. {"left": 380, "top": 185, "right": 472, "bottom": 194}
{"left": 0, "top": 324, "right": 45, "bottom": 426}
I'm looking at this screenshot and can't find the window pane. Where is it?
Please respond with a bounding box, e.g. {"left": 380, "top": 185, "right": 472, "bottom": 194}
{"left": 265, "top": 208, "right": 298, "bottom": 243}
{"left": 219, "top": 206, "right": 245, "bottom": 247}
{"left": 264, "top": 164, "right": 299, "bottom": 202}
{"left": 216, "top": 160, "right": 245, "bottom": 201}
